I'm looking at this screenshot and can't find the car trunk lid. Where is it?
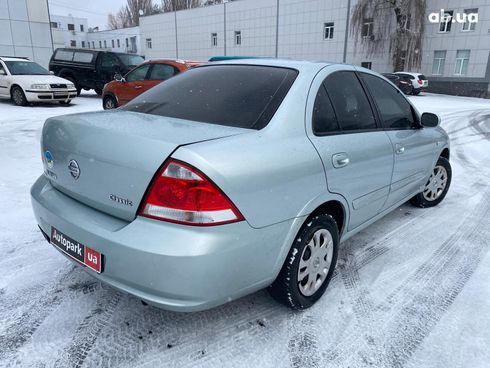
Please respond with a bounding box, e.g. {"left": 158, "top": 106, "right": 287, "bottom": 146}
{"left": 41, "top": 110, "right": 248, "bottom": 221}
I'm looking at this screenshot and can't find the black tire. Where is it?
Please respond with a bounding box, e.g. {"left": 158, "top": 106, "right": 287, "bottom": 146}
{"left": 269, "top": 214, "right": 339, "bottom": 310}
{"left": 59, "top": 100, "right": 71, "bottom": 105}
{"left": 410, "top": 156, "right": 452, "bottom": 208}
{"left": 412, "top": 89, "right": 421, "bottom": 96}
{"left": 63, "top": 76, "right": 81, "bottom": 96}
{"left": 95, "top": 88, "right": 103, "bottom": 96}
{"left": 11, "top": 86, "right": 27, "bottom": 106}
{"left": 103, "top": 95, "right": 118, "bottom": 110}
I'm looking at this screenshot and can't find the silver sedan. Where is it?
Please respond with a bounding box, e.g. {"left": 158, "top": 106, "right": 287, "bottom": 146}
{"left": 31, "top": 59, "right": 451, "bottom": 311}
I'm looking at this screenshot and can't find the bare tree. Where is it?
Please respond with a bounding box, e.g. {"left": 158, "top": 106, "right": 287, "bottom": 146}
{"left": 351, "top": 0, "right": 426, "bottom": 71}
{"left": 160, "top": 0, "right": 201, "bottom": 12}
{"left": 108, "top": 0, "right": 160, "bottom": 29}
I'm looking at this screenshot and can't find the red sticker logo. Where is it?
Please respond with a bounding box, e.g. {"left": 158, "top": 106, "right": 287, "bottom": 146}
{"left": 84, "top": 246, "right": 101, "bottom": 273}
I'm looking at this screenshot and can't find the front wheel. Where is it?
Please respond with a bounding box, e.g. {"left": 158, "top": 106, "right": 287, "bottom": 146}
{"left": 269, "top": 214, "right": 339, "bottom": 309}
{"left": 11, "top": 86, "right": 27, "bottom": 106}
{"left": 103, "top": 95, "right": 118, "bottom": 110}
{"left": 410, "top": 157, "right": 451, "bottom": 208}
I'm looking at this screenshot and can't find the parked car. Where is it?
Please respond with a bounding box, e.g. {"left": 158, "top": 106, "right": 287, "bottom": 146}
{"left": 394, "top": 72, "right": 429, "bottom": 95}
{"left": 381, "top": 73, "right": 412, "bottom": 95}
{"left": 0, "top": 56, "right": 77, "bottom": 106}
{"left": 49, "top": 48, "right": 144, "bottom": 96}
{"left": 102, "top": 59, "right": 201, "bottom": 109}
{"left": 31, "top": 60, "right": 451, "bottom": 312}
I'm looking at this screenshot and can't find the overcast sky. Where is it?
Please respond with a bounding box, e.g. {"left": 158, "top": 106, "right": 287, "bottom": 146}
{"left": 48, "top": 0, "right": 127, "bottom": 29}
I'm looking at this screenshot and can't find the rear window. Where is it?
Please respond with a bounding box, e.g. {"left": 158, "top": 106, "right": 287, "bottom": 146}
{"left": 419, "top": 74, "right": 427, "bottom": 80}
{"left": 54, "top": 50, "right": 74, "bottom": 61}
{"left": 122, "top": 65, "right": 298, "bottom": 130}
{"left": 73, "top": 52, "right": 94, "bottom": 63}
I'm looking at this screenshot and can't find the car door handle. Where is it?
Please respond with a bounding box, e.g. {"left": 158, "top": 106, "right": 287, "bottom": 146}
{"left": 134, "top": 85, "right": 142, "bottom": 89}
{"left": 332, "top": 153, "right": 350, "bottom": 168}
{"left": 395, "top": 144, "right": 405, "bottom": 154}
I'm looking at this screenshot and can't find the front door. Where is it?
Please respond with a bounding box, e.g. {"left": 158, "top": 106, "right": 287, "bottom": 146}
{"left": 359, "top": 72, "right": 437, "bottom": 208}
{"left": 117, "top": 63, "right": 152, "bottom": 105}
{"left": 306, "top": 67, "right": 394, "bottom": 231}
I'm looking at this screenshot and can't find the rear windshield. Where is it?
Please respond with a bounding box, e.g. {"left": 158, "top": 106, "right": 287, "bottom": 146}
{"left": 122, "top": 65, "right": 298, "bottom": 130}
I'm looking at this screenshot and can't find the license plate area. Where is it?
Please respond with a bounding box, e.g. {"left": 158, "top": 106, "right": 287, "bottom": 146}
{"left": 50, "top": 227, "right": 103, "bottom": 273}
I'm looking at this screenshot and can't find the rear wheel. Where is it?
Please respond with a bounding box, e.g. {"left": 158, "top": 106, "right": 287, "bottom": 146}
{"left": 11, "top": 86, "right": 27, "bottom": 106}
{"left": 412, "top": 89, "right": 421, "bottom": 96}
{"left": 410, "top": 157, "right": 451, "bottom": 208}
{"left": 63, "top": 76, "right": 81, "bottom": 96}
{"left": 269, "top": 214, "right": 339, "bottom": 309}
{"left": 95, "top": 88, "right": 103, "bottom": 96}
{"left": 103, "top": 95, "right": 118, "bottom": 110}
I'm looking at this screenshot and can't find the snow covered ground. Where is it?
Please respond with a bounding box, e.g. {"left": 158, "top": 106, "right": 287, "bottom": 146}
{"left": 0, "top": 92, "right": 489, "bottom": 368}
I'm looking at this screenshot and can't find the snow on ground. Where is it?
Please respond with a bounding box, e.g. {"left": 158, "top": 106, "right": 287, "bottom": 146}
{"left": 0, "top": 92, "right": 489, "bottom": 368}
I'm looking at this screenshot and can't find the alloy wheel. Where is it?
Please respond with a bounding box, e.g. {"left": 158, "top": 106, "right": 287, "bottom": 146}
{"left": 423, "top": 165, "right": 448, "bottom": 201}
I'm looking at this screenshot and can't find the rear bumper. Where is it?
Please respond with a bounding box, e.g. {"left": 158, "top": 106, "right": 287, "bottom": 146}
{"left": 25, "top": 89, "right": 77, "bottom": 102}
{"left": 31, "top": 176, "right": 293, "bottom": 312}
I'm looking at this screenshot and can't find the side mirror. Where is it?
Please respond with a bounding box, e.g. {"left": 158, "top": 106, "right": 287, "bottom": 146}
{"left": 114, "top": 73, "right": 125, "bottom": 82}
{"left": 420, "top": 112, "right": 440, "bottom": 128}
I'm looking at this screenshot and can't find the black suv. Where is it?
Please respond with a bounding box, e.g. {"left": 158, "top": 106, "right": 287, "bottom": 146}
{"left": 49, "top": 48, "right": 144, "bottom": 95}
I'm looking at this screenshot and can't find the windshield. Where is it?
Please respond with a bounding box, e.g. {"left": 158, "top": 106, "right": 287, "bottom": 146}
{"left": 122, "top": 64, "right": 298, "bottom": 130}
{"left": 4, "top": 61, "right": 49, "bottom": 75}
{"left": 117, "top": 54, "right": 144, "bottom": 67}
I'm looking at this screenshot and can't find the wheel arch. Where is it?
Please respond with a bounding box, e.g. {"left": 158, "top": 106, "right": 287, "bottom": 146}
{"left": 102, "top": 92, "right": 119, "bottom": 107}
{"left": 440, "top": 147, "right": 450, "bottom": 160}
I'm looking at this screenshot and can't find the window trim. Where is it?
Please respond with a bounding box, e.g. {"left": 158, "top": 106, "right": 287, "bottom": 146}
{"left": 234, "top": 31, "right": 241, "bottom": 45}
{"left": 432, "top": 50, "right": 446, "bottom": 75}
{"left": 438, "top": 10, "right": 453, "bottom": 33}
{"left": 323, "top": 22, "right": 334, "bottom": 40}
{"left": 461, "top": 8, "right": 478, "bottom": 32}
{"left": 454, "top": 50, "right": 470, "bottom": 76}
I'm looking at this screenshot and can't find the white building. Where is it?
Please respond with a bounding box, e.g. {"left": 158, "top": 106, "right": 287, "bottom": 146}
{"left": 0, "top": 0, "right": 53, "bottom": 67}
{"left": 140, "top": 0, "right": 490, "bottom": 97}
{"left": 49, "top": 14, "right": 141, "bottom": 55}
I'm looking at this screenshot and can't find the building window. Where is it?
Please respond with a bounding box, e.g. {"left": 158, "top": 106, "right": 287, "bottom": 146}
{"left": 80, "top": 24, "right": 84, "bottom": 32}
{"left": 99, "top": 41, "right": 102, "bottom": 48}
{"left": 104, "top": 40, "right": 107, "bottom": 48}
{"left": 211, "top": 33, "right": 218, "bottom": 46}
{"left": 112, "top": 39, "right": 115, "bottom": 48}
{"left": 50, "top": 22, "right": 58, "bottom": 28}
{"left": 146, "top": 38, "right": 152, "bottom": 49}
{"left": 362, "top": 18, "right": 374, "bottom": 38}
{"left": 81, "top": 41, "right": 86, "bottom": 48}
{"left": 234, "top": 31, "right": 241, "bottom": 45}
{"left": 361, "top": 62, "right": 372, "bottom": 69}
{"left": 432, "top": 50, "right": 446, "bottom": 75}
{"left": 117, "top": 39, "right": 120, "bottom": 48}
{"left": 92, "top": 41, "right": 95, "bottom": 48}
{"left": 324, "top": 22, "right": 334, "bottom": 39}
{"left": 126, "top": 38, "right": 129, "bottom": 48}
{"left": 68, "top": 23, "right": 75, "bottom": 31}
{"left": 454, "top": 50, "right": 470, "bottom": 75}
{"left": 462, "top": 8, "right": 478, "bottom": 31}
{"left": 439, "top": 10, "right": 453, "bottom": 32}
{"left": 70, "top": 40, "right": 76, "bottom": 47}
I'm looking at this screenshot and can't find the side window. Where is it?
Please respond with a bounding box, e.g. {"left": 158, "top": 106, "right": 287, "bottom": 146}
{"left": 126, "top": 64, "right": 150, "bottom": 82}
{"left": 312, "top": 83, "right": 339, "bottom": 134}
{"left": 148, "top": 64, "right": 179, "bottom": 81}
{"left": 324, "top": 71, "right": 376, "bottom": 131}
{"left": 361, "top": 73, "right": 415, "bottom": 129}
{"left": 100, "top": 53, "right": 120, "bottom": 68}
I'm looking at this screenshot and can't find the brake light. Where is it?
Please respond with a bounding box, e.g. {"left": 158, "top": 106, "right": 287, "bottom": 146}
{"left": 418, "top": 79, "right": 423, "bottom": 84}
{"left": 139, "top": 159, "right": 244, "bottom": 226}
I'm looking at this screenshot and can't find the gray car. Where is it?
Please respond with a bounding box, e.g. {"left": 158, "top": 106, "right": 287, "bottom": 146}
{"left": 31, "top": 59, "right": 451, "bottom": 312}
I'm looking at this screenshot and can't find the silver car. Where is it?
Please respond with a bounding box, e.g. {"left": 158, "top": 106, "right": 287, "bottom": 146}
{"left": 31, "top": 59, "right": 451, "bottom": 312}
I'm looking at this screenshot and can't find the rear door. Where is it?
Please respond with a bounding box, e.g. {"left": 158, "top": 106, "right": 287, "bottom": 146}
{"left": 0, "top": 62, "right": 8, "bottom": 96}
{"left": 117, "top": 63, "right": 151, "bottom": 105}
{"left": 97, "top": 52, "right": 122, "bottom": 88}
{"left": 360, "top": 72, "right": 436, "bottom": 208}
{"left": 306, "top": 66, "right": 394, "bottom": 231}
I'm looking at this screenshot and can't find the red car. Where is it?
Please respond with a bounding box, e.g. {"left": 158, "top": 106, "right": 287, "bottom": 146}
{"left": 102, "top": 59, "right": 201, "bottom": 109}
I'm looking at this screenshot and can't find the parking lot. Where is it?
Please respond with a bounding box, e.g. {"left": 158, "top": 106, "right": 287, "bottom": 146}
{"left": 0, "top": 92, "right": 489, "bottom": 368}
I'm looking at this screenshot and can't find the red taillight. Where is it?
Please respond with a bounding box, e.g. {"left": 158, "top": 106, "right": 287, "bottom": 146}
{"left": 418, "top": 79, "right": 423, "bottom": 84}
{"left": 139, "top": 159, "right": 244, "bottom": 226}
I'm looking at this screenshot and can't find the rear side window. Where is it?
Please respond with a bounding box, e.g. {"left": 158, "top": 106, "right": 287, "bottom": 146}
{"left": 324, "top": 71, "right": 376, "bottom": 131}
{"left": 361, "top": 73, "right": 415, "bottom": 129}
{"left": 73, "top": 52, "right": 93, "bottom": 63}
{"left": 123, "top": 65, "right": 298, "bottom": 130}
{"left": 149, "top": 64, "right": 178, "bottom": 80}
{"left": 418, "top": 74, "right": 427, "bottom": 80}
{"left": 54, "top": 50, "right": 74, "bottom": 61}
{"left": 312, "top": 83, "right": 339, "bottom": 134}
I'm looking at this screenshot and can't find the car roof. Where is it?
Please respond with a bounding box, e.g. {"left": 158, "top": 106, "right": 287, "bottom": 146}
{"left": 395, "top": 71, "right": 423, "bottom": 76}
{"left": 205, "top": 58, "right": 335, "bottom": 72}
{"left": 0, "top": 56, "right": 31, "bottom": 62}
